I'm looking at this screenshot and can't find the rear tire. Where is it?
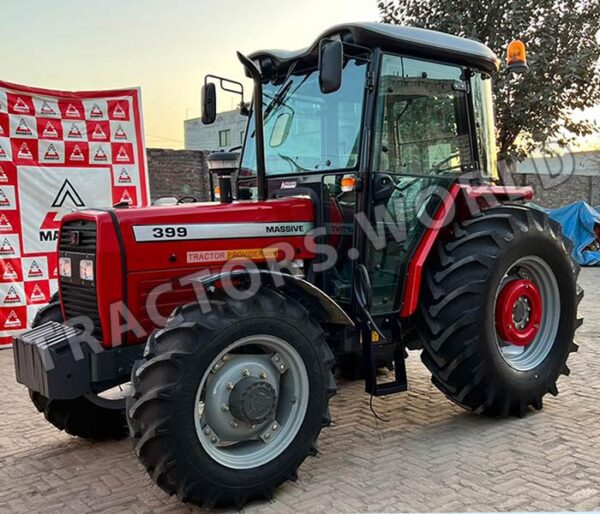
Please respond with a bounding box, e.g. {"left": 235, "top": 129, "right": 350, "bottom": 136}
{"left": 127, "top": 288, "right": 336, "bottom": 508}
{"left": 28, "top": 296, "right": 129, "bottom": 440}
{"left": 419, "top": 205, "right": 582, "bottom": 417}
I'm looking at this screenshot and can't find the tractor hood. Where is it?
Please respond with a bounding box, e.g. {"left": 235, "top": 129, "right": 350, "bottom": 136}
{"left": 63, "top": 196, "right": 316, "bottom": 273}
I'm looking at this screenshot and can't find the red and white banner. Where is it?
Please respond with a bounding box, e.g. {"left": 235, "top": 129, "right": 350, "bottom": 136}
{"left": 0, "top": 81, "right": 149, "bottom": 345}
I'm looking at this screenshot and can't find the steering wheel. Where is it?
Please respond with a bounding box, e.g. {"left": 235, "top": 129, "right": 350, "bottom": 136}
{"left": 177, "top": 196, "right": 198, "bottom": 204}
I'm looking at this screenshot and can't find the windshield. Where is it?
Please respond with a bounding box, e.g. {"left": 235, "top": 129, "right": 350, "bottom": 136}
{"left": 241, "top": 59, "right": 367, "bottom": 176}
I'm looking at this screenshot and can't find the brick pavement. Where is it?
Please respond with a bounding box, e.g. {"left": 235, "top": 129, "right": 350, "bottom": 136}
{"left": 1, "top": 269, "right": 599, "bottom": 513}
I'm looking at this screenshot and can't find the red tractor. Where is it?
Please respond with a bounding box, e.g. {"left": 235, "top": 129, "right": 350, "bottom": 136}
{"left": 14, "top": 23, "right": 581, "bottom": 508}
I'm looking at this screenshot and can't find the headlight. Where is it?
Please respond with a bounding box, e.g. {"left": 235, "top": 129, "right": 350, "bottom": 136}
{"left": 80, "top": 259, "right": 94, "bottom": 281}
{"left": 59, "top": 257, "right": 71, "bottom": 277}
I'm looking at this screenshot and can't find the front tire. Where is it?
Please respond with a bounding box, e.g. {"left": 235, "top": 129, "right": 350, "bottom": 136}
{"left": 127, "top": 288, "right": 336, "bottom": 508}
{"left": 419, "top": 205, "right": 582, "bottom": 417}
{"left": 28, "top": 296, "right": 129, "bottom": 440}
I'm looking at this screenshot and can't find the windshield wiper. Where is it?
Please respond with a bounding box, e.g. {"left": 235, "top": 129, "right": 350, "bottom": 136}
{"left": 278, "top": 153, "right": 313, "bottom": 172}
{"left": 263, "top": 80, "right": 293, "bottom": 120}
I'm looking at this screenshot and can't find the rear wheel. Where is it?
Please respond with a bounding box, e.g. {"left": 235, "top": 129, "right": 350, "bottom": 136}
{"left": 419, "top": 205, "right": 582, "bottom": 416}
{"left": 28, "top": 296, "right": 129, "bottom": 440}
{"left": 127, "top": 288, "right": 336, "bottom": 508}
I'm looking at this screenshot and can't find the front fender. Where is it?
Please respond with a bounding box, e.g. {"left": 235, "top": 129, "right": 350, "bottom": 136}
{"left": 197, "top": 269, "right": 354, "bottom": 326}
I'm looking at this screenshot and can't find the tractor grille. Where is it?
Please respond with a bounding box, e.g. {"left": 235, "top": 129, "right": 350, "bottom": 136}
{"left": 59, "top": 219, "right": 98, "bottom": 253}
{"left": 59, "top": 220, "right": 103, "bottom": 341}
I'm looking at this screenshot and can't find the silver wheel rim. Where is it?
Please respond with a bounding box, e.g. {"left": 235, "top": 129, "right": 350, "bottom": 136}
{"left": 194, "top": 335, "right": 309, "bottom": 469}
{"left": 494, "top": 256, "right": 560, "bottom": 371}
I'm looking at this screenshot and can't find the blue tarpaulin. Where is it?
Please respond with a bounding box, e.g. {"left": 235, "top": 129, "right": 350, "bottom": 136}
{"left": 533, "top": 201, "right": 600, "bottom": 266}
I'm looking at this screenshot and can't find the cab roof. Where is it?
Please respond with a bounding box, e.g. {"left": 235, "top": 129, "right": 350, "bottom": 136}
{"left": 249, "top": 22, "right": 500, "bottom": 75}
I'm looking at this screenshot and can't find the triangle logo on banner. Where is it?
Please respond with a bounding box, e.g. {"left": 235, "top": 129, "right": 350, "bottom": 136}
{"left": 115, "top": 145, "right": 129, "bottom": 162}
{"left": 0, "top": 143, "right": 7, "bottom": 159}
{"left": 30, "top": 284, "right": 46, "bottom": 302}
{"left": 118, "top": 168, "right": 132, "bottom": 184}
{"left": 2, "top": 263, "right": 17, "bottom": 280}
{"left": 4, "top": 286, "right": 21, "bottom": 304}
{"left": 15, "top": 118, "right": 32, "bottom": 136}
{"left": 0, "top": 166, "right": 8, "bottom": 183}
{"left": 0, "top": 213, "right": 13, "bottom": 232}
{"left": 14, "top": 97, "right": 30, "bottom": 114}
{"left": 70, "top": 145, "right": 85, "bottom": 161}
{"left": 43, "top": 121, "right": 59, "bottom": 138}
{"left": 114, "top": 124, "right": 127, "bottom": 140}
{"left": 0, "top": 189, "right": 10, "bottom": 207}
{"left": 120, "top": 189, "right": 133, "bottom": 204}
{"left": 44, "top": 143, "right": 60, "bottom": 161}
{"left": 68, "top": 123, "right": 82, "bottom": 138}
{"left": 0, "top": 238, "right": 15, "bottom": 256}
{"left": 66, "top": 103, "right": 81, "bottom": 117}
{"left": 112, "top": 102, "right": 126, "bottom": 119}
{"left": 94, "top": 145, "right": 108, "bottom": 162}
{"left": 27, "top": 260, "right": 44, "bottom": 278}
{"left": 92, "top": 123, "right": 106, "bottom": 140}
{"left": 17, "top": 142, "right": 33, "bottom": 160}
{"left": 90, "top": 103, "right": 103, "bottom": 118}
{"left": 40, "top": 100, "right": 57, "bottom": 116}
{"left": 4, "top": 310, "right": 22, "bottom": 329}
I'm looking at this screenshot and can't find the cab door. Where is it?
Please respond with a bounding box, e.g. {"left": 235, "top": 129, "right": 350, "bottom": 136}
{"left": 361, "top": 53, "right": 477, "bottom": 317}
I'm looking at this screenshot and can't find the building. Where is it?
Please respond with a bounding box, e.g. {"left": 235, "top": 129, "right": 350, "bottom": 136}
{"left": 184, "top": 109, "right": 248, "bottom": 151}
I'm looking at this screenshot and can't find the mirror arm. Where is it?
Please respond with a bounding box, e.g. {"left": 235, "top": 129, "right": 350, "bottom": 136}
{"left": 237, "top": 51, "right": 268, "bottom": 202}
{"left": 204, "top": 74, "right": 245, "bottom": 105}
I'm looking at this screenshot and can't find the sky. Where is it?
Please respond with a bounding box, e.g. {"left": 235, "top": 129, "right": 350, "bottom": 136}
{"left": 1, "top": 0, "right": 380, "bottom": 149}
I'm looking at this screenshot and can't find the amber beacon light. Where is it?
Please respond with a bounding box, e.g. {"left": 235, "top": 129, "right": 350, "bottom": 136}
{"left": 506, "top": 40, "right": 528, "bottom": 73}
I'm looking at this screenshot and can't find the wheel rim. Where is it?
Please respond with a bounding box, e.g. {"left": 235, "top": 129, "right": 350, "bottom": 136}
{"left": 194, "top": 334, "right": 309, "bottom": 469}
{"left": 494, "top": 256, "right": 560, "bottom": 371}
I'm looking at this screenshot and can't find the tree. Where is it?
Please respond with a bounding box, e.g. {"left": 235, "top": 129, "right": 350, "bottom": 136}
{"left": 378, "top": 0, "right": 600, "bottom": 164}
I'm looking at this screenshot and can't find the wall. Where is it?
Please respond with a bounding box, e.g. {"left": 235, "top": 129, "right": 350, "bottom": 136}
{"left": 514, "top": 173, "right": 600, "bottom": 209}
{"left": 146, "top": 148, "right": 211, "bottom": 202}
{"left": 514, "top": 150, "right": 600, "bottom": 209}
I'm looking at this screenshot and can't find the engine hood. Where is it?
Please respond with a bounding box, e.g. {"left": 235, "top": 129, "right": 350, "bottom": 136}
{"left": 66, "top": 197, "right": 316, "bottom": 273}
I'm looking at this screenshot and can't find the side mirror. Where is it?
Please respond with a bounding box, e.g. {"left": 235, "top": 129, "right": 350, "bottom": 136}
{"left": 269, "top": 112, "right": 293, "bottom": 147}
{"left": 201, "top": 82, "right": 217, "bottom": 124}
{"left": 319, "top": 40, "right": 343, "bottom": 94}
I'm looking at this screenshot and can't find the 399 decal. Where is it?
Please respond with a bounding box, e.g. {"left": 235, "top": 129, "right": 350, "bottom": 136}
{"left": 151, "top": 226, "right": 188, "bottom": 239}
{"left": 132, "top": 222, "right": 314, "bottom": 242}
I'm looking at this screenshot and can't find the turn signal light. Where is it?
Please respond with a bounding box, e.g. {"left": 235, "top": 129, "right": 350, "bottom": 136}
{"left": 507, "top": 40, "right": 528, "bottom": 73}
{"left": 341, "top": 174, "right": 357, "bottom": 193}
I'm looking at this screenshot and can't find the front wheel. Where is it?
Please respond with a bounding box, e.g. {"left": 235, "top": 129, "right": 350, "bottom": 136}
{"left": 419, "top": 205, "right": 582, "bottom": 417}
{"left": 127, "top": 288, "right": 336, "bottom": 508}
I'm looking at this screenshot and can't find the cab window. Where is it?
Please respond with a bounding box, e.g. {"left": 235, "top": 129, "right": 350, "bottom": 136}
{"left": 374, "top": 54, "right": 474, "bottom": 175}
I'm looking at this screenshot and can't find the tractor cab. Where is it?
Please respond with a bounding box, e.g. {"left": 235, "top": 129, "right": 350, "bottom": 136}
{"left": 203, "top": 23, "right": 505, "bottom": 381}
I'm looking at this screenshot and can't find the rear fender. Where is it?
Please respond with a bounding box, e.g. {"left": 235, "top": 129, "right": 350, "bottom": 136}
{"left": 400, "top": 184, "right": 534, "bottom": 318}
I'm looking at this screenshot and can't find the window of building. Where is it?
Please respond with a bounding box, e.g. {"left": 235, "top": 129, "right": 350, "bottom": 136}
{"left": 219, "top": 129, "right": 231, "bottom": 148}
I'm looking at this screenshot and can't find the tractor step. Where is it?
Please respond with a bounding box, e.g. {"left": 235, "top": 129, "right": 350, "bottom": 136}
{"left": 363, "top": 331, "right": 408, "bottom": 396}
